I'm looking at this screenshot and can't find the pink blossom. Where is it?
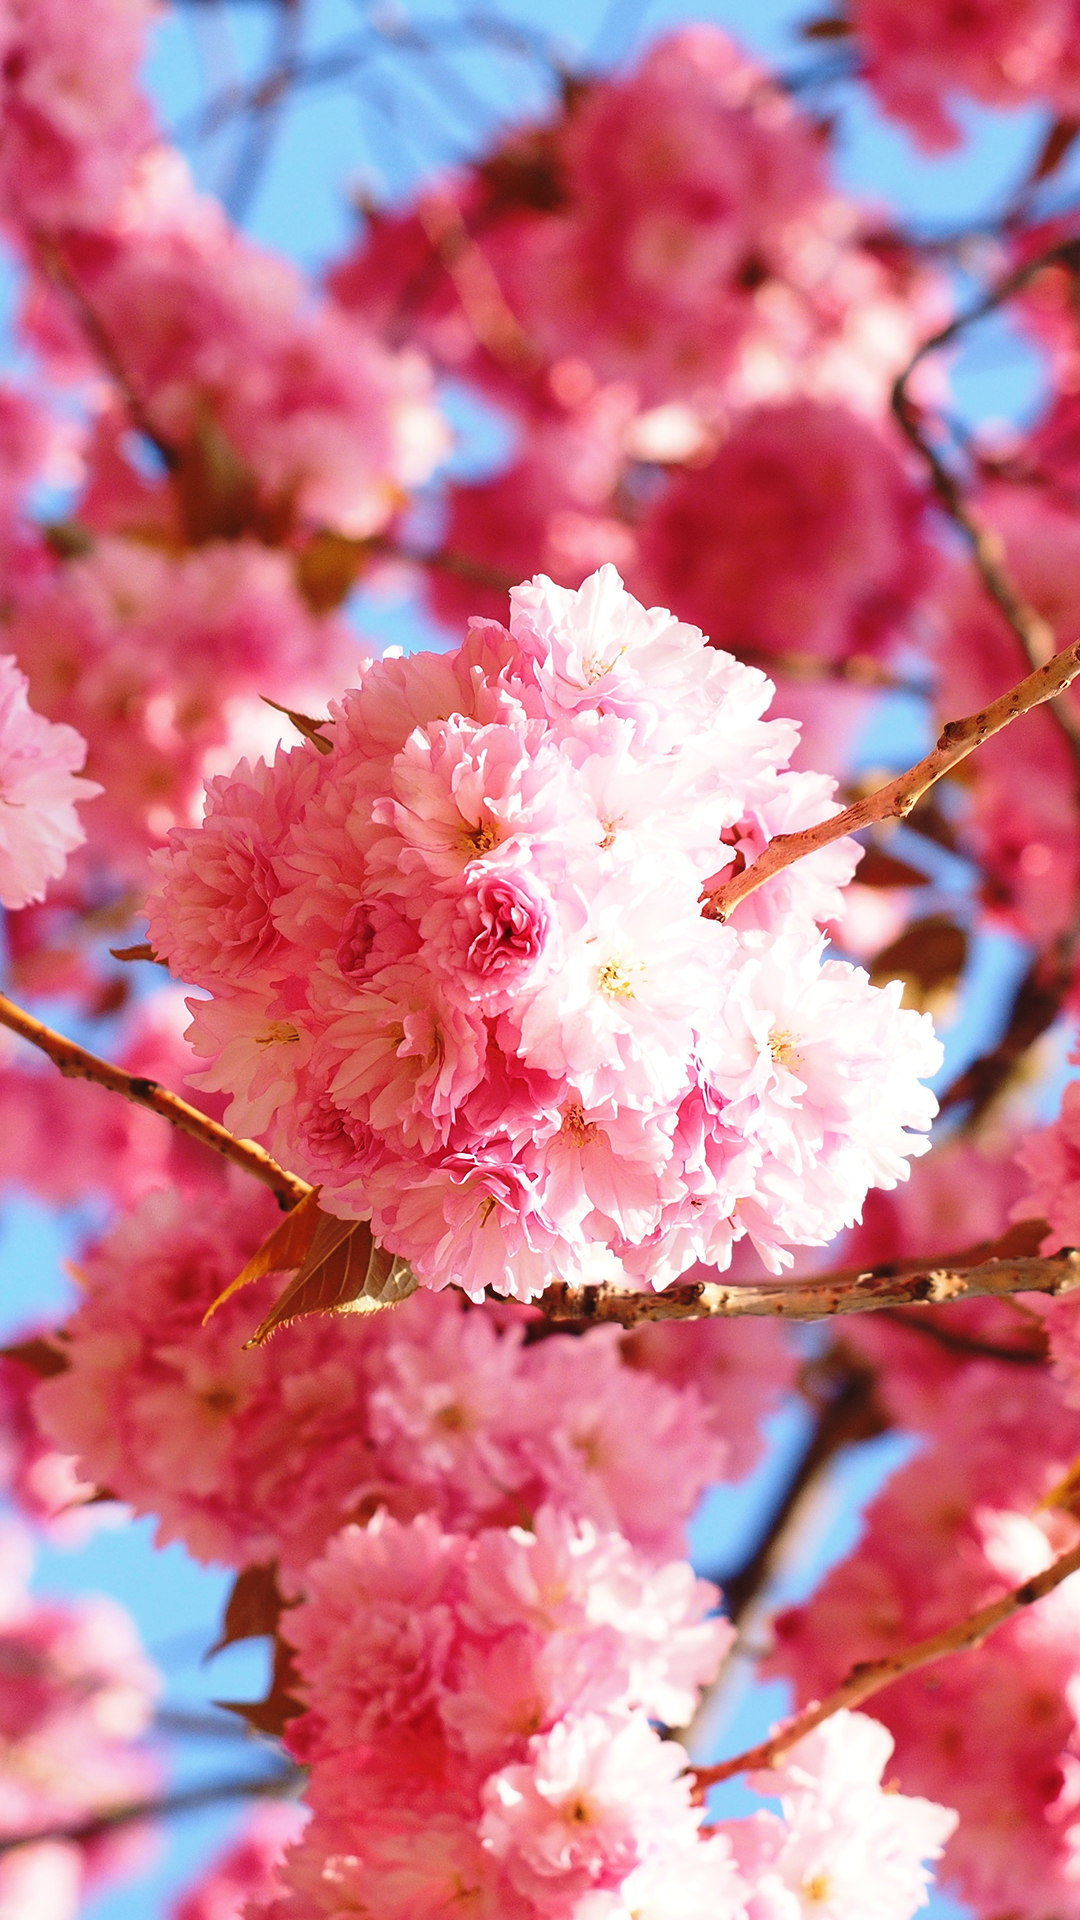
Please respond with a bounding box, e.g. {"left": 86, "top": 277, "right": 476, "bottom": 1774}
{"left": 146, "top": 747, "right": 323, "bottom": 989}
{"left": 0, "top": 1343, "right": 98, "bottom": 1540}
{"left": 0, "top": 1528, "right": 158, "bottom": 1845}
{"left": 635, "top": 399, "right": 933, "bottom": 668}
{"left": 721, "top": 1711, "right": 956, "bottom": 1920}
{"left": 0, "top": 987, "right": 230, "bottom": 1211}
{"left": 768, "top": 1367, "right": 1080, "bottom": 1918}
{"left": 423, "top": 865, "right": 559, "bottom": 1010}
{"left": 427, "top": 385, "right": 639, "bottom": 633}
{"left": 503, "top": 29, "right": 832, "bottom": 405}
{"left": 621, "top": 1316, "right": 799, "bottom": 1482}
{"left": 1013, "top": 1079, "right": 1080, "bottom": 1255}
{"left": 850, "top": 0, "right": 1080, "bottom": 150}
{"left": 35, "top": 1200, "right": 735, "bottom": 1572}
{"left": 9, "top": 536, "right": 353, "bottom": 876}
{"left": 26, "top": 150, "right": 447, "bottom": 541}
{"left": 171, "top": 1806, "right": 304, "bottom": 1920}
{"left": 0, "top": 0, "right": 156, "bottom": 233}
{"left": 34, "top": 1183, "right": 388, "bottom": 1578}
{"left": 480, "top": 1712, "right": 702, "bottom": 1907}
{"left": 0, "top": 654, "right": 98, "bottom": 908}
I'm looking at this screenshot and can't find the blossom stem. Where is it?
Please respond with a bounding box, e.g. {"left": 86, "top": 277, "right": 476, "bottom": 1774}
{"left": 701, "top": 635, "right": 1080, "bottom": 921}
{"left": 539, "top": 1245, "right": 1080, "bottom": 1325}
{"left": 0, "top": 991, "right": 312, "bottom": 1211}
{"left": 693, "top": 1537, "right": 1080, "bottom": 1787}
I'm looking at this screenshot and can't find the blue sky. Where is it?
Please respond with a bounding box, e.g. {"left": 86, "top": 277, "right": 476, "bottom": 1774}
{"left": 2, "top": 2, "right": 1071, "bottom": 1911}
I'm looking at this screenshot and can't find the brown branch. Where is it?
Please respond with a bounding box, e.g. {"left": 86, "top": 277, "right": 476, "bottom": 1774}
{"left": 939, "top": 930, "right": 1078, "bottom": 1119}
{"left": 0, "top": 992, "right": 311, "bottom": 1212}
{"left": 892, "top": 238, "right": 1080, "bottom": 772}
{"left": 875, "top": 1306, "right": 1047, "bottom": 1365}
{"left": 417, "top": 193, "right": 542, "bottom": 374}
{"left": 32, "top": 235, "right": 179, "bottom": 474}
{"left": 693, "top": 1536, "right": 1080, "bottom": 1787}
{"left": 0, "top": 1767, "right": 302, "bottom": 1858}
{"left": 538, "top": 1246, "right": 1079, "bottom": 1326}
{"left": 716, "top": 1353, "right": 889, "bottom": 1625}
{"left": 701, "top": 635, "right": 1080, "bottom": 921}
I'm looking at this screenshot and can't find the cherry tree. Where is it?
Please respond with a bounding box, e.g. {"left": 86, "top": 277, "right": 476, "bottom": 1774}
{"left": 5, "top": 1, "right": 1080, "bottom": 1916}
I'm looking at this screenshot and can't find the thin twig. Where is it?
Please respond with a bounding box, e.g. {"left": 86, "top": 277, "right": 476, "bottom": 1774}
{"left": 715, "top": 1355, "right": 888, "bottom": 1623}
{"left": 538, "top": 1246, "right": 1080, "bottom": 1326}
{"left": 875, "top": 1306, "right": 1047, "bottom": 1364}
{"left": 224, "top": 0, "right": 304, "bottom": 223}
{"left": 701, "top": 635, "right": 1080, "bottom": 921}
{"left": 939, "top": 929, "right": 1078, "bottom": 1118}
{"left": 675, "top": 1353, "right": 888, "bottom": 1752}
{"left": 892, "top": 236, "right": 1080, "bottom": 770}
{"left": 0, "top": 1768, "right": 303, "bottom": 1857}
{"left": 0, "top": 992, "right": 311, "bottom": 1212}
{"left": 693, "top": 1537, "right": 1080, "bottom": 1787}
{"left": 32, "top": 236, "right": 179, "bottom": 474}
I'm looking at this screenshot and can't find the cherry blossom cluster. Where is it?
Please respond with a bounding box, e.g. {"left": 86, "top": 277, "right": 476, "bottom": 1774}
{"left": 255, "top": 1509, "right": 952, "bottom": 1920}
{"left": 770, "top": 1356, "right": 1080, "bottom": 1916}
{"left": 0, "top": 652, "right": 97, "bottom": 909}
{"left": 848, "top": 0, "right": 1080, "bottom": 149}
{"left": 0, "top": 0, "right": 452, "bottom": 1003}
{"left": 146, "top": 566, "right": 940, "bottom": 1299}
{"left": 0, "top": 1523, "right": 159, "bottom": 1920}
{"left": 334, "top": 25, "right": 944, "bottom": 764}
{"left": 31, "top": 1175, "right": 788, "bottom": 1578}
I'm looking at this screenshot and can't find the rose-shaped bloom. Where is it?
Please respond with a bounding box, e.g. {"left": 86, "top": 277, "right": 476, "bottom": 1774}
{"left": 425, "top": 866, "right": 559, "bottom": 1009}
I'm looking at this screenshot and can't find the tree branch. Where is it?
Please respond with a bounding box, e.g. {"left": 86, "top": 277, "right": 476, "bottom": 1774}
{"left": 715, "top": 1353, "right": 889, "bottom": 1624}
{"left": 701, "top": 635, "right": 1080, "bottom": 921}
{"left": 938, "top": 929, "right": 1078, "bottom": 1119}
{"left": 538, "top": 1244, "right": 1079, "bottom": 1326}
{"left": 892, "top": 237, "right": 1080, "bottom": 771}
{"left": 693, "top": 1536, "right": 1080, "bottom": 1787}
{"left": 0, "top": 1768, "right": 303, "bottom": 1857}
{"left": 0, "top": 992, "right": 311, "bottom": 1212}
{"left": 31, "top": 235, "right": 179, "bottom": 474}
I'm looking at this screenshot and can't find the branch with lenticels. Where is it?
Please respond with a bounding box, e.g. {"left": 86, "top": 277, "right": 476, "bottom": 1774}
{"left": 538, "top": 1222, "right": 1078, "bottom": 1325}
{"left": 0, "top": 987, "right": 1071, "bottom": 1324}
{"left": 0, "top": 990, "right": 312, "bottom": 1213}
{"left": 701, "top": 635, "right": 1080, "bottom": 923}
{"left": 692, "top": 1535, "right": 1080, "bottom": 1788}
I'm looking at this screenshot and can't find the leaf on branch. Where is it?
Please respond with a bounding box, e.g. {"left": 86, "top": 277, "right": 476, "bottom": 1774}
{"left": 799, "top": 13, "right": 853, "bottom": 36}
{"left": 216, "top": 1634, "right": 304, "bottom": 1738}
{"left": 248, "top": 1214, "right": 418, "bottom": 1347}
{"left": 109, "top": 943, "right": 166, "bottom": 965}
{"left": 870, "top": 914, "right": 967, "bottom": 1014}
{"left": 854, "top": 847, "right": 929, "bottom": 889}
{"left": 0, "top": 1336, "right": 70, "bottom": 1377}
{"left": 1030, "top": 115, "right": 1080, "bottom": 184}
{"left": 261, "top": 697, "right": 334, "bottom": 755}
{"left": 204, "top": 1185, "right": 325, "bottom": 1325}
{"left": 43, "top": 519, "right": 94, "bottom": 559}
{"left": 1038, "top": 1447, "right": 1080, "bottom": 1515}
{"left": 175, "top": 410, "right": 262, "bottom": 545}
{"left": 208, "top": 1563, "right": 283, "bottom": 1657}
{"left": 294, "top": 530, "right": 376, "bottom": 613}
